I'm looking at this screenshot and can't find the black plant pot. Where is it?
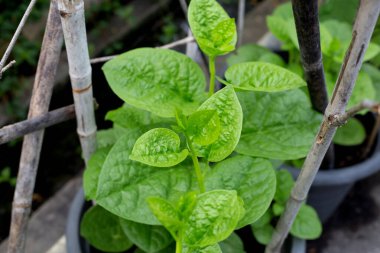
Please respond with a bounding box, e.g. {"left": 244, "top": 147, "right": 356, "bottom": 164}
{"left": 66, "top": 188, "right": 306, "bottom": 253}
{"left": 286, "top": 135, "right": 380, "bottom": 223}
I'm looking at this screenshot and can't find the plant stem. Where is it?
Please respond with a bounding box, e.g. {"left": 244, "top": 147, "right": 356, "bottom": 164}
{"left": 265, "top": 1, "right": 380, "bottom": 252}
{"left": 208, "top": 56, "right": 216, "bottom": 97}
{"left": 185, "top": 134, "right": 206, "bottom": 193}
{"left": 175, "top": 233, "right": 183, "bottom": 253}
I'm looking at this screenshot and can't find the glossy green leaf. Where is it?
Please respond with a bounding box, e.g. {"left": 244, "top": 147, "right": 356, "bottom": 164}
{"left": 334, "top": 118, "right": 366, "bottom": 146}
{"left": 177, "top": 192, "right": 198, "bottom": 221}
{"left": 290, "top": 205, "right": 322, "bottom": 240}
{"left": 102, "top": 48, "right": 206, "bottom": 117}
{"left": 319, "top": 0, "right": 359, "bottom": 24}
{"left": 147, "top": 197, "right": 182, "bottom": 240}
{"left": 120, "top": 219, "right": 173, "bottom": 253}
{"left": 251, "top": 209, "right": 272, "bottom": 229}
{"left": 236, "top": 89, "right": 322, "bottom": 160}
{"left": 188, "top": 0, "right": 236, "bottom": 56}
{"left": 266, "top": 16, "right": 291, "bottom": 44}
{"left": 226, "top": 44, "right": 285, "bottom": 67}
{"left": 225, "top": 62, "right": 306, "bottom": 92}
{"left": 183, "top": 190, "right": 245, "bottom": 247}
{"left": 193, "top": 86, "right": 242, "bottom": 162}
{"left": 96, "top": 132, "right": 196, "bottom": 225}
{"left": 326, "top": 71, "right": 375, "bottom": 113}
{"left": 106, "top": 103, "right": 168, "bottom": 129}
{"left": 362, "top": 63, "right": 380, "bottom": 102}
{"left": 205, "top": 155, "right": 276, "bottom": 228}
{"left": 96, "top": 127, "right": 127, "bottom": 149}
{"left": 252, "top": 224, "right": 274, "bottom": 245}
{"left": 130, "top": 128, "right": 189, "bottom": 167}
{"left": 218, "top": 232, "right": 245, "bottom": 253}
{"left": 80, "top": 206, "right": 133, "bottom": 252}
{"left": 187, "top": 110, "right": 221, "bottom": 146}
{"left": 272, "top": 203, "right": 285, "bottom": 216}
{"left": 175, "top": 108, "right": 188, "bottom": 130}
{"left": 184, "top": 244, "right": 222, "bottom": 253}
{"left": 274, "top": 170, "right": 295, "bottom": 203}
{"left": 83, "top": 147, "right": 111, "bottom": 200}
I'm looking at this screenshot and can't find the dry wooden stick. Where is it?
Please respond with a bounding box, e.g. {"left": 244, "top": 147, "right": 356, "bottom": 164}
{"left": 7, "top": 1, "right": 63, "bottom": 252}
{"left": 0, "top": 0, "right": 37, "bottom": 79}
{"left": 58, "top": 0, "right": 97, "bottom": 164}
{"left": 0, "top": 104, "right": 76, "bottom": 145}
{"left": 0, "top": 60, "right": 16, "bottom": 75}
{"left": 291, "top": 0, "right": 335, "bottom": 169}
{"left": 265, "top": 1, "right": 380, "bottom": 252}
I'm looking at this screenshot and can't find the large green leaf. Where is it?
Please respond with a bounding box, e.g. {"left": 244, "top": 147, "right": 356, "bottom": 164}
{"left": 205, "top": 155, "right": 276, "bottom": 228}
{"left": 218, "top": 233, "right": 245, "bottom": 253}
{"left": 319, "top": 0, "right": 359, "bottom": 24}
{"left": 274, "top": 170, "right": 294, "bottom": 203}
{"left": 83, "top": 147, "right": 111, "bottom": 200}
{"left": 236, "top": 89, "right": 322, "bottom": 160}
{"left": 96, "top": 132, "right": 196, "bottom": 225}
{"left": 225, "top": 62, "right": 306, "bottom": 92}
{"left": 226, "top": 44, "right": 285, "bottom": 67}
{"left": 362, "top": 63, "right": 380, "bottom": 102}
{"left": 102, "top": 48, "right": 206, "bottom": 117}
{"left": 326, "top": 71, "right": 375, "bottom": 113}
{"left": 252, "top": 224, "right": 274, "bottom": 245}
{"left": 187, "top": 110, "right": 221, "bottom": 146}
{"left": 96, "top": 127, "right": 127, "bottom": 149}
{"left": 183, "top": 190, "right": 245, "bottom": 248}
{"left": 334, "top": 118, "right": 366, "bottom": 146}
{"left": 146, "top": 197, "right": 182, "bottom": 240}
{"left": 188, "top": 0, "right": 236, "bottom": 56}
{"left": 80, "top": 206, "right": 133, "bottom": 252}
{"left": 130, "top": 128, "right": 189, "bottom": 167}
{"left": 290, "top": 205, "right": 322, "bottom": 240}
{"left": 193, "top": 86, "right": 242, "bottom": 162}
{"left": 120, "top": 219, "right": 173, "bottom": 253}
{"left": 106, "top": 103, "right": 169, "bottom": 129}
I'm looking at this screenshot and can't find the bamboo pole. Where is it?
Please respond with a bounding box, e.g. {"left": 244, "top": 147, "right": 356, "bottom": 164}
{"left": 0, "top": 104, "right": 76, "bottom": 145}
{"left": 7, "top": 1, "right": 63, "bottom": 252}
{"left": 265, "top": 1, "right": 380, "bottom": 252}
{"left": 58, "top": 0, "right": 97, "bottom": 164}
{"left": 291, "top": 0, "right": 335, "bottom": 169}
{"left": 237, "top": 0, "right": 245, "bottom": 47}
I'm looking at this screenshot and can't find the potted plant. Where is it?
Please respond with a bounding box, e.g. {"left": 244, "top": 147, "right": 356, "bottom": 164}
{"left": 226, "top": 0, "right": 380, "bottom": 223}
{"left": 65, "top": 0, "right": 327, "bottom": 252}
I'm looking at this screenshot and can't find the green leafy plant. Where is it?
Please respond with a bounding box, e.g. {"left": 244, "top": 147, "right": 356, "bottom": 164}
{"left": 228, "top": 1, "right": 380, "bottom": 148}
{"left": 0, "top": 167, "right": 16, "bottom": 186}
{"left": 81, "top": 0, "right": 323, "bottom": 252}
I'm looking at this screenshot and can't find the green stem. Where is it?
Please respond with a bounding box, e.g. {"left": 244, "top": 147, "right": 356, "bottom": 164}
{"left": 208, "top": 56, "right": 216, "bottom": 97}
{"left": 175, "top": 238, "right": 182, "bottom": 253}
{"left": 185, "top": 134, "right": 206, "bottom": 193}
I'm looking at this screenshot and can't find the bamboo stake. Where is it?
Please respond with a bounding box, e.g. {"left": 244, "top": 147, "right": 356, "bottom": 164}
{"left": 58, "top": 0, "right": 97, "bottom": 164}
{"left": 265, "top": 1, "right": 380, "bottom": 252}
{"left": 237, "top": 0, "right": 245, "bottom": 47}
{"left": 0, "top": 0, "right": 37, "bottom": 79}
{"left": 7, "top": 1, "right": 63, "bottom": 252}
{"left": 291, "top": 0, "right": 335, "bottom": 169}
{"left": 0, "top": 60, "right": 16, "bottom": 75}
{"left": 0, "top": 104, "right": 76, "bottom": 145}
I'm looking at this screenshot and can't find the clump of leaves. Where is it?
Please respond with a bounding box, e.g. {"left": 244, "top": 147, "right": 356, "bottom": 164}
{"left": 228, "top": 1, "right": 380, "bottom": 147}
{"left": 81, "top": 0, "right": 323, "bottom": 252}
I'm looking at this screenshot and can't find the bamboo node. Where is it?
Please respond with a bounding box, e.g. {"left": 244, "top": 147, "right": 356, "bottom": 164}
{"left": 77, "top": 127, "right": 97, "bottom": 138}
{"left": 12, "top": 202, "right": 32, "bottom": 209}
{"left": 72, "top": 83, "right": 92, "bottom": 94}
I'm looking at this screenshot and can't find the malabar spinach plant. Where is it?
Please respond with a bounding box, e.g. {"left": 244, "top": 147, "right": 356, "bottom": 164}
{"left": 228, "top": 1, "right": 380, "bottom": 148}
{"left": 81, "top": 0, "right": 322, "bottom": 252}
